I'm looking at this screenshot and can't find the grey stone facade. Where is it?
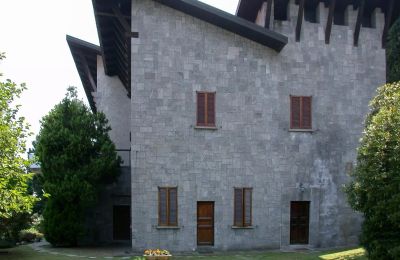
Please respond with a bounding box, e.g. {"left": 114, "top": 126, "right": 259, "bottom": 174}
{"left": 82, "top": 167, "right": 131, "bottom": 245}
{"left": 81, "top": 58, "right": 132, "bottom": 245}
{"left": 127, "top": 0, "right": 385, "bottom": 252}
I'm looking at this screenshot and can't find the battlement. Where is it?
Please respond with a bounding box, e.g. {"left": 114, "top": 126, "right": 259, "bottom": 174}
{"left": 247, "top": 0, "right": 394, "bottom": 48}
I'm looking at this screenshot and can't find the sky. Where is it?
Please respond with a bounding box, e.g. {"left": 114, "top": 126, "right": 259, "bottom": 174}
{"left": 0, "top": 0, "right": 239, "bottom": 150}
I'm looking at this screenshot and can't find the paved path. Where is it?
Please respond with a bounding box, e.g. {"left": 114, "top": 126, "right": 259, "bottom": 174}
{"left": 29, "top": 240, "right": 135, "bottom": 259}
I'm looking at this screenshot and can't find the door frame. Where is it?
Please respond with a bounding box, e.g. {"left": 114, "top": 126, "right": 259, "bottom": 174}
{"left": 197, "top": 201, "right": 214, "bottom": 246}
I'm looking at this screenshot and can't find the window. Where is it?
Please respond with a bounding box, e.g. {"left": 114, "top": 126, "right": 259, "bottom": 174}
{"left": 158, "top": 187, "right": 177, "bottom": 226}
{"left": 197, "top": 92, "right": 215, "bottom": 127}
{"left": 234, "top": 188, "right": 252, "bottom": 227}
{"left": 290, "top": 96, "right": 312, "bottom": 129}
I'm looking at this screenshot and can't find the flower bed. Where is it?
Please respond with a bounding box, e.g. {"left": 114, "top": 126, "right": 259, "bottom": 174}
{"left": 144, "top": 249, "right": 171, "bottom": 260}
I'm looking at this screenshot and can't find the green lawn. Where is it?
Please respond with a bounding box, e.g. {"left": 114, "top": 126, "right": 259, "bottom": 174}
{"left": 175, "top": 248, "right": 367, "bottom": 260}
{"left": 0, "top": 245, "right": 367, "bottom": 260}
{"left": 0, "top": 246, "right": 73, "bottom": 260}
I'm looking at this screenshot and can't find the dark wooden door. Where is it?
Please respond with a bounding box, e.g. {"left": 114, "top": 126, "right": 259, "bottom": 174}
{"left": 113, "top": 205, "right": 131, "bottom": 240}
{"left": 197, "top": 202, "right": 214, "bottom": 246}
{"left": 290, "top": 201, "right": 310, "bottom": 244}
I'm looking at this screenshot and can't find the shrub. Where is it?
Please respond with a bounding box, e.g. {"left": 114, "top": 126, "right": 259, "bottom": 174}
{"left": 35, "top": 87, "right": 120, "bottom": 246}
{"left": 346, "top": 82, "right": 400, "bottom": 259}
{"left": 19, "top": 228, "right": 43, "bottom": 243}
{"left": 387, "top": 18, "right": 400, "bottom": 83}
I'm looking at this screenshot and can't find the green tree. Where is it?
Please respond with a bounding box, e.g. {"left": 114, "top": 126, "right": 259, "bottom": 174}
{"left": 34, "top": 87, "right": 120, "bottom": 246}
{"left": 387, "top": 17, "right": 400, "bottom": 83}
{"left": 0, "top": 53, "right": 37, "bottom": 244}
{"left": 346, "top": 82, "right": 400, "bottom": 259}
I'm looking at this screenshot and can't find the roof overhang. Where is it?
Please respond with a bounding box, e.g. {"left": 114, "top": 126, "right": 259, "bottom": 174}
{"left": 67, "top": 35, "right": 100, "bottom": 113}
{"left": 155, "top": 0, "right": 287, "bottom": 52}
{"left": 92, "top": 0, "right": 132, "bottom": 96}
{"left": 237, "top": 0, "right": 400, "bottom": 30}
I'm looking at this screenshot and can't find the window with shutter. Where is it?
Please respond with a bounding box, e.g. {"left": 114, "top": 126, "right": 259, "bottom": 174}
{"left": 158, "top": 187, "right": 178, "bottom": 226}
{"left": 197, "top": 93, "right": 206, "bottom": 125}
{"left": 234, "top": 188, "right": 243, "bottom": 226}
{"left": 290, "top": 96, "right": 312, "bottom": 129}
{"left": 301, "top": 97, "right": 312, "bottom": 129}
{"left": 159, "top": 188, "right": 168, "bottom": 225}
{"left": 234, "top": 188, "right": 252, "bottom": 227}
{"left": 168, "top": 188, "right": 177, "bottom": 225}
{"left": 197, "top": 92, "right": 216, "bottom": 127}
{"left": 244, "top": 188, "right": 252, "bottom": 226}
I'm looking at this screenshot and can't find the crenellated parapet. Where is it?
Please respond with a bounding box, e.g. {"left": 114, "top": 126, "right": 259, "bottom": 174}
{"left": 244, "top": 0, "right": 397, "bottom": 48}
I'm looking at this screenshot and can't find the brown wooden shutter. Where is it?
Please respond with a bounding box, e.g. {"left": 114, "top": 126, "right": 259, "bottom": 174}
{"left": 207, "top": 93, "right": 215, "bottom": 126}
{"left": 159, "top": 188, "right": 168, "bottom": 225}
{"left": 301, "top": 97, "right": 312, "bottom": 129}
{"left": 244, "top": 188, "right": 252, "bottom": 227}
{"left": 291, "top": 96, "right": 301, "bottom": 129}
{"left": 234, "top": 188, "right": 243, "bottom": 226}
{"left": 168, "top": 188, "right": 178, "bottom": 225}
{"left": 197, "top": 93, "right": 206, "bottom": 126}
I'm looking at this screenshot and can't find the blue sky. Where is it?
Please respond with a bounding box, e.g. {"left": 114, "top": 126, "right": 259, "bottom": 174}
{"left": 0, "top": 0, "right": 239, "bottom": 149}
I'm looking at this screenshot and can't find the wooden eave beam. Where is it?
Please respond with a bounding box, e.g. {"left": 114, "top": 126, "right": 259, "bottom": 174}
{"left": 78, "top": 52, "right": 97, "bottom": 92}
{"left": 296, "top": 0, "right": 305, "bottom": 42}
{"left": 353, "top": 0, "right": 365, "bottom": 46}
{"left": 382, "top": 0, "right": 394, "bottom": 48}
{"left": 95, "top": 11, "right": 130, "bottom": 19}
{"left": 111, "top": 5, "right": 139, "bottom": 39}
{"left": 264, "top": 0, "right": 273, "bottom": 29}
{"left": 325, "top": 0, "right": 336, "bottom": 44}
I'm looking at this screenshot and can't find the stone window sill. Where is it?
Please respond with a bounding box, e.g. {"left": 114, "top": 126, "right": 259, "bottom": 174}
{"left": 193, "top": 126, "right": 218, "bottom": 130}
{"left": 288, "top": 128, "right": 314, "bottom": 133}
{"left": 156, "top": 226, "right": 180, "bottom": 230}
{"left": 231, "top": 226, "right": 255, "bottom": 229}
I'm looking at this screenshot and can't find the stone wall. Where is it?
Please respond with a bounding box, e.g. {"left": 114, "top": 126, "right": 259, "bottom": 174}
{"left": 82, "top": 167, "right": 131, "bottom": 245}
{"left": 130, "top": 0, "right": 385, "bottom": 251}
{"left": 80, "top": 57, "right": 132, "bottom": 245}
{"left": 95, "top": 56, "right": 131, "bottom": 153}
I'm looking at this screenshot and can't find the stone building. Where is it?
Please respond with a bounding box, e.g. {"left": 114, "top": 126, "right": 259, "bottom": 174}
{"left": 67, "top": 0, "right": 399, "bottom": 251}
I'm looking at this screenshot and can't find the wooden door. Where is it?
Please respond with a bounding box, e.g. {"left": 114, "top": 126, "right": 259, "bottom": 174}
{"left": 290, "top": 201, "right": 310, "bottom": 244}
{"left": 113, "top": 205, "right": 131, "bottom": 240}
{"left": 197, "top": 202, "right": 214, "bottom": 246}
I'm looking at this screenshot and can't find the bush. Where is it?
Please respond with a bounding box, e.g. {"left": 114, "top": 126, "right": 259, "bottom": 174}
{"left": 19, "top": 228, "right": 43, "bottom": 243}
{"left": 0, "top": 213, "right": 32, "bottom": 245}
{"left": 0, "top": 53, "right": 37, "bottom": 246}
{"left": 345, "top": 82, "right": 400, "bottom": 259}
{"left": 35, "top": 87, "right": 120, "bottom": 246}
{"left": 0, "top": 239, "right": 14, "bottom": 249}
{"left": 387, "top": 18, "right": 400, "bottom": 83}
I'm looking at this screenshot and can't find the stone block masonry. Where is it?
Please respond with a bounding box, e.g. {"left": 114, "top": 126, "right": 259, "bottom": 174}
{"left": 130, "top": 0, "right": 385, "bottom": 252}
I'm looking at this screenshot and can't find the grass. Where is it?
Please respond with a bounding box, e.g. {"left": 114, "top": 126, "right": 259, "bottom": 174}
{"left": 0, "top": 245, "right": 368, "bottom": 260}
{"left": 319, "top": 248, "right": 366, "bottom": 260}
{"left": 174, "top": 248, "right": 368, "bottom": 260}
{"left": 0, "top": 246, "right": 73, "bottom": 260}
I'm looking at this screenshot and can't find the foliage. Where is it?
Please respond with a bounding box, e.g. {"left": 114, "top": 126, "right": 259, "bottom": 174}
{"left": 18, "top": 228, "right": 43, "bottom": 243}
{"left": 387, "top": 17, "right": 400, "bottom": 83}
{"left": 345, "top": 82, "right": 400, "bottom": 259}
{"left": 34, "top": 87, "right": 120, "bottom": 246}
{"left": 27, "top": 172, "right": 46, "bottom": 214}
{"left": 0, "top": 52, "right": 37, "bottom": 244}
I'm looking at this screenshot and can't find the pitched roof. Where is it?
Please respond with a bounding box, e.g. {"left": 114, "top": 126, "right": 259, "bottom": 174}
{"left": 154, "top": 0, "right": 288, "bottom": 51}
{"left": 66, "top": 35, "right": 100, "bottom": 113}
